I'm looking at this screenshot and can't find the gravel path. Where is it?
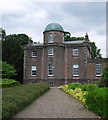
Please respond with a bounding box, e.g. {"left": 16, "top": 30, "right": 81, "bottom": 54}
{"left": 13, "top": 88, "right": 98, "bottom": 118}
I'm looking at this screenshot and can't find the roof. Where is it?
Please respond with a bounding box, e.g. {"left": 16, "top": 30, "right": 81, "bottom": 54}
{"left": 64, "top": 40, "right": 85, "bottom": 44}
{"left": 44, "top": 23, "right": 64, "bottom": 32}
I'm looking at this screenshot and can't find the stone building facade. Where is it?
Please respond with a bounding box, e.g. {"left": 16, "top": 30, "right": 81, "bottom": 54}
{"left": 23, "top": 23, "right": 108, "bottom": 86}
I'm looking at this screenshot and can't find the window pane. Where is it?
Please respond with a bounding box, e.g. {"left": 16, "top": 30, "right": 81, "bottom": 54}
{"left": 73, "top": 49, "right": 79, "bottom": 56}
{"left": 48, "top": 33, "right": 54, "bottom": 43}
{"left": 48, "top": 48, "right": 54, "bottom": 55}
{"left": 32, "top": 51, "right": 37, "bottom": 57}
{"left": 96, "top": 64, "right": 101, "bottom": 76}
{"left": 48, "top": 64, "right": 54, "bottom": 76}
{"left": 32, "top": 66, "right": 36, "bottom": 70}
{"left": 73, "top": 64, "right": 79, "bottom": 76}
{"left": 31, "top": 66, "right": 36, "bottom": 76}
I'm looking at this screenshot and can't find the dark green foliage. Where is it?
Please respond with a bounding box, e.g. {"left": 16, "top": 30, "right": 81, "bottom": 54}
{"left": 0, "top": 28, "right": 6, "bottom": 41}
{"left": 90, "top": 42, "right": 102, "bottom": 58}
{"left": 1, "top": 61, "right": 17, "bottom": 79}
{"left": 81, "top": 83, "right": 88, "bottom": 91}
{"left": 68, "top": 82, "right": 82, "bottom": 90}
{"left": 2, "top": 83, "right": 50, "bottom": 119}
{"left": 100, "top": 65, "right": 108, "bottom": 87}
{"left": 2, "top": 36, "right": 24, "bottom": 83}
{"left": 85, "top": 87, "right": 107, "bottom": 119}
{"left": 0, "top": 78, "right": 21, "bottom": 88}
{"left": 64, "top": 31, "right": 85, "bottom": 41}
{"left": 5, "top": 34, "right": 29, "bottom": 46}
{"left": 84, "top": 84, "right": 99, "bottom": 92}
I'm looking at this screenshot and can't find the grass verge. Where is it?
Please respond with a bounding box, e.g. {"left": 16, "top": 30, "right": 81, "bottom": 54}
{"left": 2, "top": 83, "right": 50, "bottom": 119}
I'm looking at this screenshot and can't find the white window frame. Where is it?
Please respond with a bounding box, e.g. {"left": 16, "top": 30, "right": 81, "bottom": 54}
{"left": 32, "top": 51, "right": 37, "bottom": 57}
{"left": 48, "top": 33, "right": 54, "bottom": 43}
{"left": 73, "top": 64, "right": 79, "bottom": 76}
{"left": 73, "top": 49, "right": 79, "bottom": 56}
{"left": 48, "top": 63, "right": 54, "bottom": 76}
{"left": 48, "top": 48, "right": 54, "bottom": 56}
{"left": 95, "top": 64, "right": 101, "bottom": 76}
{"left": 31, "top": 66, "right": 36, "bottom": 76}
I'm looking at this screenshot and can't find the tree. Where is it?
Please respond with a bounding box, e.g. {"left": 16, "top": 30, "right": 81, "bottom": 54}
{"left": 0, "top": 61, "right": 17, "bottom": 79}
{"left": 5, "top": 34, "right": 29, "bottom": 46}
{"left": 100, "top": 65, "right": 108, "bottom": 87}
{"left": 0, "top": 28, "right": 6, "bottom": 41}
{"left": 90, "top": 42, "right": 102, "bottom": 58}
{"left": 2, "top": 35, "right": 24, "bottom": 83}
{"left": 64, "top": 31, "right": 85, "bottom": 41}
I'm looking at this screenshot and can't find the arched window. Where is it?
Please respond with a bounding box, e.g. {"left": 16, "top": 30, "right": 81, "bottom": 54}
{"left": 48, "top": 33, "right": 54, "bottom": 43}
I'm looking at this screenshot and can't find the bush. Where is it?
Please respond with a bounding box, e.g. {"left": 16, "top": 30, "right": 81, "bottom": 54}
{"left": 0, "top": 78, "right": 21, "bottom": 88}
{"left": 85, "top": 84, "right": 99, "bottom": 92}
{"left": 84, "top": 87, "right": 107, "bottom": 119}
{"left": 2, "top": 83, "right": 50, "bottom": 119}
{"left": 81, "top": 83, "right": 88, "bottom": 91}
{"left": 68, "top": 82, "right": 82, "bottom": 90}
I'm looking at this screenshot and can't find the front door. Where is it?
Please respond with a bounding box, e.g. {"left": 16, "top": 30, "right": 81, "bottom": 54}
{"left": 50, "top": 82, "right": 54, "bottom": 87}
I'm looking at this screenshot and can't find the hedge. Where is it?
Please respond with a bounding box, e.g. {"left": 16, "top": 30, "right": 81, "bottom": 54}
{"left": 2, "top": 83, "right": 50, "bottom": 119}
{"left": 85, "top": 87, "right": 108, "bottom": 119}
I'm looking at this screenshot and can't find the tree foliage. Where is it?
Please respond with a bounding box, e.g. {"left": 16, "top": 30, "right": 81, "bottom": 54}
{"left": 6, "top": 33, "right": 29, "bottom": 46}
{"left": 0, "top": 28, "right": 6, "bottom": 41}
{"left": 64, "top": 31, "right": 85, "bottom": 41}
{"left": 2, "top": 34, "right": 25, "bottom": 83}
{"left": 100, "top": 65, "right": 108, "bottom": 87}
{"left": 0, "top": 61, "right": 17, "bottom": 78}
{"left": 90, "top": 42, "right": 102, "bottom": 58}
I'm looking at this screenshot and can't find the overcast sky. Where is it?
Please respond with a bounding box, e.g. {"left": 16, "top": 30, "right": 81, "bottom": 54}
{"left": 0, "top": 0, "right": 107, "bottom": 57}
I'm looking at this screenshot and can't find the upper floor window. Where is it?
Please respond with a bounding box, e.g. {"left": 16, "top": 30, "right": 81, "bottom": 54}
{"left": 48, "top": 33, "right": 54, "bottom": 43}
{"left": 96, "top": 64, "right": 101, "bottom": 76}
{"left": 48, "top": 48, "right": 54, "bottom": 56}
{"left": 31, "top": 66, "right": 36, "bottom": 76}
{"left": 48, "top": 63, "right": 54, "bottom": 76}
{"left": 73, "top": 49, "right": 79, "bottom": 56}
{"left": 32, "top": 51, "right": 37, "bottom": 57}
{"left": 73, "top": 64, "right": 79, "bottom": 76}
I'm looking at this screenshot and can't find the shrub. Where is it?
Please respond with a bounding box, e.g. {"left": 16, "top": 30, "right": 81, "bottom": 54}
{"left": 2, "top": 83, "right": 50, "bottom": 119}
{"left": 85, "top": 84, "right": 99, "bottom": 92}
{"left": 0, "top": 78, "right": 21, "bottom": 88}
{"left": 68, "top": 82, "right": 82, "bottom": 90}
{"left": 84, "top": 87, "right": 107, "bottom": 119}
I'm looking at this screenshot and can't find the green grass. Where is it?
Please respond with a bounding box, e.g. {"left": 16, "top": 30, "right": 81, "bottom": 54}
{"left": 2, "top": 83, "right": 50, "bottom": 119}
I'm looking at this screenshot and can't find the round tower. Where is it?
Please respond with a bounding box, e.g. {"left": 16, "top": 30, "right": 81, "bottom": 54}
{"left": 43, "top": 23, "right": 64, "bottom": 44}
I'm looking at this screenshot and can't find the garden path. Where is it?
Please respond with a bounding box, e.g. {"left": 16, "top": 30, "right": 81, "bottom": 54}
{"left": 13, "top": 87, "right": 98, "bottom": 118}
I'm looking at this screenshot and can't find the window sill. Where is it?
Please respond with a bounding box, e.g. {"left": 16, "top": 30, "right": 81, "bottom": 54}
{"left": 96, "top": 75, "right": 101, "bottom": 77}
{"left": 48, "top": 55, "right": 54, "bottom": 56}
{"left": 32, "top": 56, "right": 37, "bottom": 57}
{"left": 48, "top": 75, "right": 54, "bottom": 77}
{"left": 31, "top": 75, "right": 36, "bottom": 77}
{"left": 73, "top": 75, "right": 79, "bottom": 77}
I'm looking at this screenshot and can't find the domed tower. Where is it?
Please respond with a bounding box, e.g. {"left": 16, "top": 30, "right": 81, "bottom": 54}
{"left": 43, "top": 23, "right": 64, "bottom": 44}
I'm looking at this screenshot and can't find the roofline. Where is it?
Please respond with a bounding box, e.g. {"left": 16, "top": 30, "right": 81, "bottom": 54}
{"left": 43, "top": 29, "right": 65, "bottom": 34}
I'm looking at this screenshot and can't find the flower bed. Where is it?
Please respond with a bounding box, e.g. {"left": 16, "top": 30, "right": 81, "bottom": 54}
{"left": 60, "top": 82, "right": 107, "bottom": 119}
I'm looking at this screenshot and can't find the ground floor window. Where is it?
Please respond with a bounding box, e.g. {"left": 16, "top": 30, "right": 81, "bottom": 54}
{"left": 31, "top": 66, "right": 36, "bottom": 76}
{"left": 96, "top": 64, "right": 101, "bottom": 76}
{"left": 73, "top": 64, "right": 79, "bottom": 76}
{"left": 48, "top": 63, "right": 54, "bottom": 76}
